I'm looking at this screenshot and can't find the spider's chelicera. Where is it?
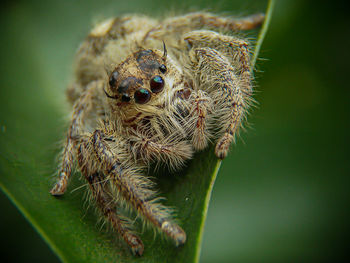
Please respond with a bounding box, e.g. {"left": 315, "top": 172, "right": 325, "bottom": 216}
{"left": 50, "top": 12, "right": 264, "bottom": 256}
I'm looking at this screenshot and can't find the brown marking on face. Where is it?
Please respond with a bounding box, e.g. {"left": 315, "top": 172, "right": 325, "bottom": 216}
{"left": 135, "top": 49, "right": 162, "bottom": 75}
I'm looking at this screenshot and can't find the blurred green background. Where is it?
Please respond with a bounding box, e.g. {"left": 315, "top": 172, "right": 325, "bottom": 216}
{"left": 1, "top": 0, "right": 349, "bottom": 262}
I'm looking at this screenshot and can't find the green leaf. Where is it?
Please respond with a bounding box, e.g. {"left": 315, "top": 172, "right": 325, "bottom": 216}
{"left": 0, "top": 1, "right": 273, "bottom": 262}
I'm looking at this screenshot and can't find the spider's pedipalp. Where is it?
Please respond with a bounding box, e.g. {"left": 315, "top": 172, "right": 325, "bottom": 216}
{"left": 187, "top": 90, "right": 213, "bottom": 150}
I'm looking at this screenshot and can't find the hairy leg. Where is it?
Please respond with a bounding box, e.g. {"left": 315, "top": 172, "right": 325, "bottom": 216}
{"left": 185, "top": 30, "right": 254, "bottom": 97}
{"left": 97, "top": 118, "right": 193, "bottom": 170}
{"left": 50, "top": 81, "right": 103, "bottom": 195}
{"left": 77, "top": 141, "right": 144, "bottom": 255}
{"left": 189, "top": 47, "right": 246, "bottom": 159}
{"left": 91, "top": 129, "right": 186, "bottom": 245}
{"left": 165, "top": 12, "right": 264, "bottom": 31}
{"left": 144, "top": 12, "right": 264, "bottom": 41}
{"left": 187, "top": 90, "right": 213, "bottom": 150}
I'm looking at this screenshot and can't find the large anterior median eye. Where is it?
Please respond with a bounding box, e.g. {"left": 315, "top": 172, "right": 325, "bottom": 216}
{"left": 150, "top": 75, "right": 164, "bottom": 93}
{"left": 134, "top": 88, "right": 151, "bottom": 104}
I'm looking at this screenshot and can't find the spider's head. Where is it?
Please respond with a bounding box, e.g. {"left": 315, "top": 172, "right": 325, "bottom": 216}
{"left": 105, "top": 46, "right": 184, "bottom": 119}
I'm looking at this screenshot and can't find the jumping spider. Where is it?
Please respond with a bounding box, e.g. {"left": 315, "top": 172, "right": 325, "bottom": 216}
{"left": 50, "top": 12, "right": 264, "bottom": 256}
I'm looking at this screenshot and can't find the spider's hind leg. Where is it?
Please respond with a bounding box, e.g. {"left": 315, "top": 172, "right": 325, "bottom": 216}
{"left": 50, "top": 80, "right": 104, "bottom": 196}
{"left": 144, "top": 12, "right": 264, "bottom": 42}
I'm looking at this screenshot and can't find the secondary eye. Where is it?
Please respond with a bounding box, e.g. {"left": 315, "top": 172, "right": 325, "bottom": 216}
{"left": 159, "top": 64, "right": 167, "bottom": 73}
{"left": 121, "top": 94, "right": 131, "bottom": 102}
{"left": 150, "top": 75, "right": 164, "bottom": 93}
{"left": 134, "top": 88, "right": 151, "bottom": 104}
{"left": 109, "top": 71, "right": 119, "bottom": 88}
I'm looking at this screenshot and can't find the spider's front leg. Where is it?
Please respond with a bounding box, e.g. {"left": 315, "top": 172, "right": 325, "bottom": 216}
{"left": 91, "top": 129, "right": 187, "bottom": 246}
{"left": 189, "top": 47, "right": 248, "bottom": 159}
{"left": 77, "top": 140, "right": 144, "bottom": 255}
{"left": 185, "top": 30, "right": 254, "bottom": 98}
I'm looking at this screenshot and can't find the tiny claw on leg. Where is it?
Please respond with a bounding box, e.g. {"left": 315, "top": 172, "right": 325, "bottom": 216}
{"left": 161, "top": 221, "right": 187, "bottom": 246}
{"left": 236, "top": 13, "right": 265, "bottom": 30}
{"left": 215, "top": 135, "right": 233, "bottom": 159}
{"left": 127, "top": 234, "right": 144, "bottom": 256}
{"left": 50, "top": 184, "right": 65, "bottom": 196}
{"left": 50, "top": 172, "right": 68, "bottom": 196}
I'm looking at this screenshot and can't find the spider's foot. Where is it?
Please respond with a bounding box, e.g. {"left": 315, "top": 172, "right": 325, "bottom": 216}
{"left": 215, "top": 136, "right": 232, "bottom": 159}
{"left": 127, "top": 234, "right": 144, "bottom": 256}
{"left": 50, "top": 184, "right": 65, "bottom": 196}
{"left": 161, "top": 221, "right": 187, "bottom": 246}
{"left": 50, "top": 172, "right": 68, "bottom": 196}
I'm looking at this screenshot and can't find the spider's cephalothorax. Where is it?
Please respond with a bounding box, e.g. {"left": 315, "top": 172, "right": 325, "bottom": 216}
{"left": 50, "top": 12, "right": 264, "bottom": 256}
{"left": 105, "top": 48, "right": 186, "bottom": 126}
